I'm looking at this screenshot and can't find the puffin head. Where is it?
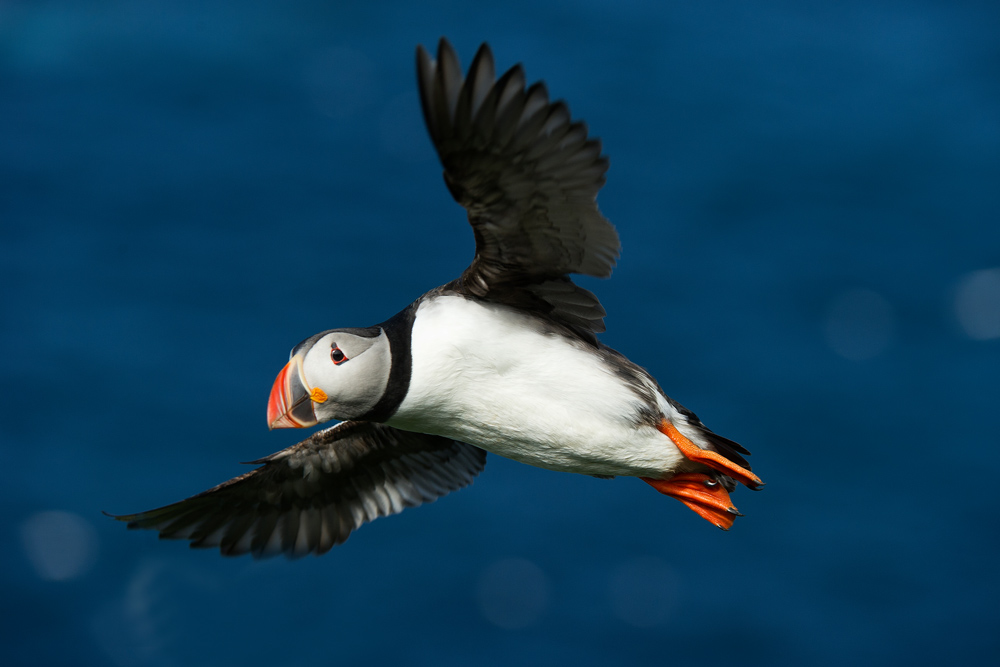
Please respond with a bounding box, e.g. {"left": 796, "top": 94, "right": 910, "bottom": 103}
{"left": 266, "top": 327, "right": 391, "bottom": 429}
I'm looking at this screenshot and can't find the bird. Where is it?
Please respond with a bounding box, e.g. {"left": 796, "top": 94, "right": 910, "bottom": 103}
{"left": 111, "top": 38, "right": 764, "bottom": 559}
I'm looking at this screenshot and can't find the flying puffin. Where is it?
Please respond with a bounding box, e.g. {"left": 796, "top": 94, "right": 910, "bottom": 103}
{"left": 112, "top": 38, "right": 764, "bottom": 558}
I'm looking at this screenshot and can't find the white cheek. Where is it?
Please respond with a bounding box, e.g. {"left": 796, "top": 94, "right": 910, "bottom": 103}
{"left": 342, "top": 363, "right": 383, "bottom": 405}
{"left": 304, "top": 351, "right": 336, "bottom": 388}
{"left": 307, "top": 341, "right": 391, "bottom": 418}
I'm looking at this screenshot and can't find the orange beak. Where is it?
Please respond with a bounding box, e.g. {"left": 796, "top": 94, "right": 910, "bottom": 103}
{"left": 266, "top": 354, "right": 319, "bottom": 430}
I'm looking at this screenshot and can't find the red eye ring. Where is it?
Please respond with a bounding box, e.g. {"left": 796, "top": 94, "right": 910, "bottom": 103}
{"left": 331, "top": 345, "right": 348, "bottom": 365}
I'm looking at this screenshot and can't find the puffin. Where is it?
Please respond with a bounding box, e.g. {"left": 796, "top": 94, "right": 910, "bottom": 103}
{"left": 112, "top": 39, "right": 764, "bottom": 558}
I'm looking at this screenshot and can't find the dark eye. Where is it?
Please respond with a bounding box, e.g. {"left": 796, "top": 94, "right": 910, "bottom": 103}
{"left": 331, "top": 345, "right": 348, "bottom": 365}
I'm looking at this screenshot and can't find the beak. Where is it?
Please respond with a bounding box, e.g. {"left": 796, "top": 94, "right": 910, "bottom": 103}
{"left": 266, "top": 354, "right": 320, "bottom": 429}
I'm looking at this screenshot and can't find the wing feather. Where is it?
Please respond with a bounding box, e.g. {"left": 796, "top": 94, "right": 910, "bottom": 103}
{"left": 417, "top": 39, "right": 620, "bottom": 338}
{"left": 110, "top": 421, "right": 486, "bottom": 558}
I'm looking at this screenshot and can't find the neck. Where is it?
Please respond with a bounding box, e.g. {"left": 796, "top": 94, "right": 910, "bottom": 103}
{"left": 355, "top": 302, "right": 417, "bottom": 422}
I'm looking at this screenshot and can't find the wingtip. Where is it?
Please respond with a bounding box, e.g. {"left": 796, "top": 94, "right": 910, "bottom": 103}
{"left": 421, "top": 38, "right": 495, "bottom": 67}
{"left": 437, "top": 36, "right": 458, "bottom": 64}
{"left": 474, "top": 41, "right": 493, "bottom": 59}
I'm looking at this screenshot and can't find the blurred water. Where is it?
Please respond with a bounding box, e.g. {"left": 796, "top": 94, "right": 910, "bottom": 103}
{"left": 2, "top": 1, "right": 999, "bottom": 665}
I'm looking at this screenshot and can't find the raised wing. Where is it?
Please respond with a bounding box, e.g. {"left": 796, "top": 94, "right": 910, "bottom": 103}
{"left": 110, "top": 421, "right": 486, "bottom": 558}
{"left": 417, "top": 39, "right": 620, "bottom": 336}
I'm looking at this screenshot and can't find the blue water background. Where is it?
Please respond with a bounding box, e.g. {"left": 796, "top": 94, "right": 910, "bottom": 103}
{"left": 3, "top": 1, "right": 999, "bottom": 665}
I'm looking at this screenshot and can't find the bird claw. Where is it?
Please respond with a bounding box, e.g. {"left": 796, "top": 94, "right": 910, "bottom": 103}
{"left": 642, "top": 473, "right": 742, "bottom": 530}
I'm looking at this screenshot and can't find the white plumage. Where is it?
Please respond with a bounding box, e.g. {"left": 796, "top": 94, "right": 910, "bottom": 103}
{"left": 390, "top": 295, "right": 686, "bottom": 477}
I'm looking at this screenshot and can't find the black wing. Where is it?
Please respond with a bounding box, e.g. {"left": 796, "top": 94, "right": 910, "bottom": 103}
{"left": 110, "top": 421, "right": 486, "bottom": 558}
{"left": 417, "top": 39, "right": 620, "bottom": 337}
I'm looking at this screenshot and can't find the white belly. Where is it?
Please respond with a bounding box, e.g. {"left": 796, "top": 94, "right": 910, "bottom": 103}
{"left": 387, "top": 296, "right": 685, "bottom": 478}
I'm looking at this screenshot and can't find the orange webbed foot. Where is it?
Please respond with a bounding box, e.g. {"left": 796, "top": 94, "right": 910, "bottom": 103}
{"left": 658, "top": 419, "right": 765, "bottom": 490}
{"left": 642, "top": 473, "right": 741, "bottom": 530}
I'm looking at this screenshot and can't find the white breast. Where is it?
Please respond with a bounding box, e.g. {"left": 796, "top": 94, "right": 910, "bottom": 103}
{"left": 387, "top": 295, "right": 685, "bottom": 478}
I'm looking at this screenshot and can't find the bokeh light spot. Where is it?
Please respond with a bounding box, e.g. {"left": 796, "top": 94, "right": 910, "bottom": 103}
{"left": 476, "top": 558, "right": 550, "bottom": 629}
{"left": 823, "top": 289, "right": 896, "bottom": 360}
{"left": 955, "top": 268, "right": 1000, "bottom": 340}
{"left": 20, "top": 510, "right": 98, "bottom": 581}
